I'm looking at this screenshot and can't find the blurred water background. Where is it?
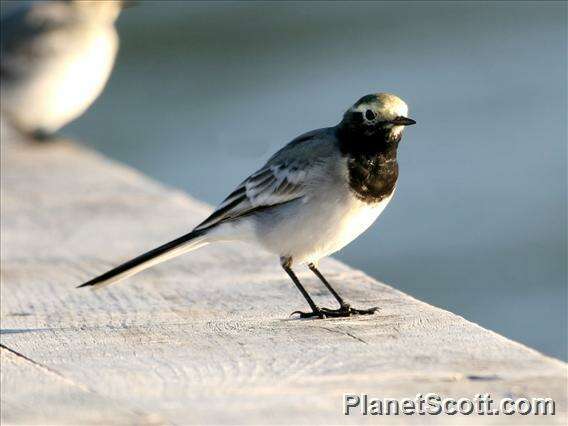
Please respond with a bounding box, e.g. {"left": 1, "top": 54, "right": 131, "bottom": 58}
{"left": 4, "top": 1, "right": 566, "bottom": 360}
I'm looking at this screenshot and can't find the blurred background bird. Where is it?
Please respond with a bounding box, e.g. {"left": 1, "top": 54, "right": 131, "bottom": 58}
{"left": 0, "top": 0, "right": 129, "bottom": 140}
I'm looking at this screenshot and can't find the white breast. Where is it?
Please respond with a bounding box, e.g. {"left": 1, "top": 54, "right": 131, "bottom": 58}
{"left": 256, "top": 183, "right": 395, "bottom": 265}
{"left": 323, "top": 192, "right": 394, "bottom": 258}
{"left": 299, "top": 190, "right": 394, "bottom": 264}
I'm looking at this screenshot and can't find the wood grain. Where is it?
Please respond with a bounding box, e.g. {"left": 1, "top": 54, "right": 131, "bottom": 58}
{"left": 1, "top": 123, "right": 566, "bottom": 425}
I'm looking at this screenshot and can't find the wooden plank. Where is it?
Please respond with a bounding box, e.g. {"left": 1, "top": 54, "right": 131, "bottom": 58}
{"left": 1, "top": 124, "right": 566, "bottom": 424}
{"left": 0, "top": 346, "right": 160, "bottom": 425}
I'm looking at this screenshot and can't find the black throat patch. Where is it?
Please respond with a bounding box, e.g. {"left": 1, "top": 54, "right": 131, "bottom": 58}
{"left": 346, "top": 150, "right": 398, "bottom": 203}
{"left": 337, "top": 126, "right": 400, "bottom": 204}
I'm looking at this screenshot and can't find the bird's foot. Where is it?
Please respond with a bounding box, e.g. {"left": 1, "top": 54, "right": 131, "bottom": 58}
{"left": 320, "top": 304, "right": 379, "bottom": 317}
{"left": 291, "top": 304, "right": 379, "bottom": 319}
{"left": 30, "top": 129, "right": 57, "bottom": 142}
{"left": 291, "top": 307, "right": 327, "bottom": 319}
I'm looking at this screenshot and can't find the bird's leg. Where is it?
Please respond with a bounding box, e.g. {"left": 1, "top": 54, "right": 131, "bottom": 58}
{"left": 308, "top": 263, "right": 379, "bottom": 317}
{"left": 281, "top": 257, "right": 325, "bottom": 319}
{"left": 308, "top": 263, "right": 348, "bottom": 308}
{"left": 30, "top": 128, "right": 56, "bottom": 142}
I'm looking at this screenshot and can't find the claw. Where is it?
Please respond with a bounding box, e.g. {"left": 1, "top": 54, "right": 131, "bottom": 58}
{"left": 290, "top": 309, "right": 326, "bottom": 319}
{"left": 291, "top": 306, "right": 379, "bottom": 319}
{"left": 353, "top": 306, "right": 379, "bottom": 315}
{"left": 319, "top": 305, "right": 380, "bottom": 318}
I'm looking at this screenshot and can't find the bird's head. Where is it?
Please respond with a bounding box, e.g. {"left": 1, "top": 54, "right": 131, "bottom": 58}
{"left": 339, "top": 93, "right": 416, "bottom": 145}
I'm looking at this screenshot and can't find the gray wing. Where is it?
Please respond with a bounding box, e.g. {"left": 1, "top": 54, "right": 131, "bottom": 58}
{"left": 1, "top": 3, "right": 69, "bottom": 79}
{"left": 194, "top": 127, "right": 337, "bottom": 231}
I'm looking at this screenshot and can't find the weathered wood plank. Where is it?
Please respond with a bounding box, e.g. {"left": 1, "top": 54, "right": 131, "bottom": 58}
{"left": 0, "top": 346, "right": 160, "bottom": 425}
{"left": 1, "top": 123, "right": 566, "bottom": 424}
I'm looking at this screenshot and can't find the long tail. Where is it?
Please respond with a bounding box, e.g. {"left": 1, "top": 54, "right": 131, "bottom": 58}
{"left": 77, "top": 229, "right": 209, "bottom": 289}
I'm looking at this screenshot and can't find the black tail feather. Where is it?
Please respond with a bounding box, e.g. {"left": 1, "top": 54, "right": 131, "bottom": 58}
{"left": 77, "top": 229, "right": 205, "bottom": 289}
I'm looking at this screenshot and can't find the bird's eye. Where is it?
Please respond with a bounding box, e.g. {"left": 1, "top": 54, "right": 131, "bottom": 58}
{"left": 365, "top": 110, "right": 376, "bottom": 121}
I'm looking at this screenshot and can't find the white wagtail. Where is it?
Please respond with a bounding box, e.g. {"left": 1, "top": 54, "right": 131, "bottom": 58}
{"left": 0, "top": 0, "right": 128, "bottom": 140}
{"left": 79, "top": 93, "right": 416, "bottom": 319}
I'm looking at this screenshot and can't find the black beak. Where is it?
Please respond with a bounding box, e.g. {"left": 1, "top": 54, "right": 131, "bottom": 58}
{"left": 390, "top": 116, "right": 416, "bottom": 126}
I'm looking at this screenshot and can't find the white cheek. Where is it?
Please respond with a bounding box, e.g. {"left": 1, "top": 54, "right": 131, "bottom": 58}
{"left": 391, "top": 125, "right": 405, "bottom": 137}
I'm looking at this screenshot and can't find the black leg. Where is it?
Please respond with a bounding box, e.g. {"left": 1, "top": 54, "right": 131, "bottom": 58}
{"left": 308, "top": 263, "right": 348, "bottom": 308}
{"left": 281, "top": 257, "right": 325, "bottom": 319}
{"left": 308, "top": 263, "right": 379, "bottom": 317}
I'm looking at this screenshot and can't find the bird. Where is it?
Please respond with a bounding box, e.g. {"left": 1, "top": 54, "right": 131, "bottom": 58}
{"left": 0, "top": 0, "right": 128, "bottom": 140}
{"left": 78, "top": 93, "right": 416, "bottom": 319}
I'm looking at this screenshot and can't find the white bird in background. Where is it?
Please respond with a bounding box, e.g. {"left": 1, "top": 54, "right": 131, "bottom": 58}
{"left": 0, "top": 0, "right": 129, "bottom": 140}
{"left": 79, "top": 93, "right": 416, "bottom": 319}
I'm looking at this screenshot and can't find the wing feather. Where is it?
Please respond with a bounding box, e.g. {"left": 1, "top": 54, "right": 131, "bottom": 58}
{"left": 194, "top": 127, "right": 337, "bottom": 232}
{"left": 195, "top": 160, "right": 308, "bottom": 231}
{"left": 1, "top": 5, "right": 67, "bottom": 79}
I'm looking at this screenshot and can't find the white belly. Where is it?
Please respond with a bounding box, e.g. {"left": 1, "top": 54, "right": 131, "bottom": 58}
{"left": 317, "top": 193, "right": 394, "bottom": 261}
{"left": 257, "top": 189, "right": 395, "bottom": 265}
{"left": 2, "top": 26, "right": 118, "bottom": 133}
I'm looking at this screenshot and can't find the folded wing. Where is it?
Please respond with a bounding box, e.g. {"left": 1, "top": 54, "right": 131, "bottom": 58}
{"left": 194, "top": 159, "right": 310, "bottom": 232}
